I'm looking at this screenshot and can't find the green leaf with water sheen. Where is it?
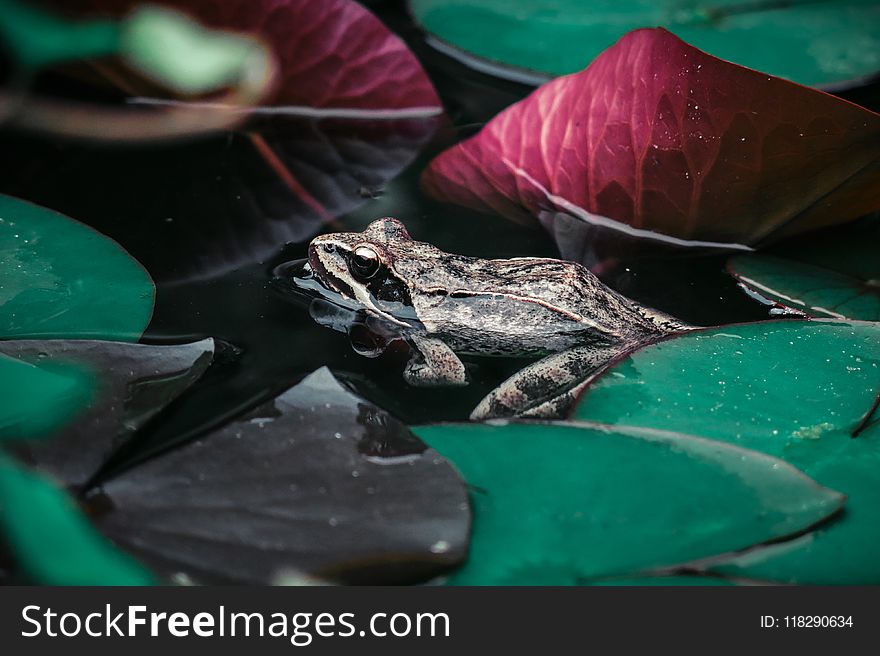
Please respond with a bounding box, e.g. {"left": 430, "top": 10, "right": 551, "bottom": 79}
{"left": 706, "top": 434, "right": 880, "bottom": 583}
{"left": 0, "top": 354, "right": 95, "bottom": 442}
{"left": 0, "top": 0, "right": 118, "bottom": 71}
{"left": 729, "top": 256, "right": 880, "bottom": 321}
{"left": 0, "top": 194, "right": 154, "bottom": 341}
{"left": 729, "top": 221, "right": 880, "bottom": 320}
{"left": 410, "top": 0, "right": 880, "bottom": 88}
{"left": 573, "top": 319, "right": 880, "bottom": 583}
{"left": 414, "top": 421, "right": 843, "bottom": 585}
{"left": 0, "top": 453, "right": 153, "bottom": 585}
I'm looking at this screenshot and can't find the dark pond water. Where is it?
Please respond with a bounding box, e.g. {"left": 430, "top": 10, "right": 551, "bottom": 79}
{"left": 1, "top": 0, "right": 878, "bottom": 480}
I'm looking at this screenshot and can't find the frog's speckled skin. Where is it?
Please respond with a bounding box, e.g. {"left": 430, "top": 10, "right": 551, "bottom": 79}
{"left": 307, "top": 218, "right": 691, "bottom": 418}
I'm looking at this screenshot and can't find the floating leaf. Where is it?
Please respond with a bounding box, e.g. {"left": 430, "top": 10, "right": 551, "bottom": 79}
{"left": 0, "top": 194, "right": 155, "bottom": 340}
{"left": 88, "top": 368, "right": 470, "bottom": 584}
{"left": 0, "top": 116, "right": 441, "bottom": 283}
{"left": 53, "top": 0, "right": 441, "bottom": 115}
{"left": 573, "top": 319, "right": 880, "bottom": 583}
{"left": 421, "top": 29, "right": 880, "bottom": 249}
{"left": 0, "top": 0, "right": 274, "bottom": 140}
{"left": 705, "top": 435, "right": 880, "bottom": 583}
{"left": 10, "top": 0, "right": 443, "bottom": 281}
{"left": 120, "top": 5, "right": 271, "bottom": 97}
{"left": 0, "top": 453, "right": 153, "bottom": 585}
{"left": 59, "top": 0, "right": 443, "bottom": 112}
{"left": 0, "top": 0, "right": 269, "bottom": 95}
{"left": 410, "top": 0, "right": 880, "bottom": 88}
{"left": 0, "top": 0, "right": 118, "bottom": 71}
{"left": 4, "top": 339, "right": 214, "bottom": 489}
{"left": 56, "top": 0, "right": 441, "bottom": 109}
{"left": 728, "top": 220, "right": 880, "bottom": 320}
{"left": 414, "top": 421, "right": 843, "bottom": 585}
{"left": 729, "top": 255, "right": 880, "bottom": 320}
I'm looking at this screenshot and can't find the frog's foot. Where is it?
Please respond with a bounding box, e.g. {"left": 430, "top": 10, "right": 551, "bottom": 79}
{"left": 404, "top": 335, "right": 468, "bottom": 387}
{"left": 470, "top": 343, "right": 626, "bottom": 420}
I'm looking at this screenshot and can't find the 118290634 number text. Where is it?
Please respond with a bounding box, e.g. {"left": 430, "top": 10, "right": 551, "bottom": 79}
{"left": 760, "top": 616, "right": 854, "bottom": 629}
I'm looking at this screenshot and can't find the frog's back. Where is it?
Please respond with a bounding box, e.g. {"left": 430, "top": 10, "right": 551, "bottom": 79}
{"left": 402, "top": 255, "right": 676, "bottom": 352}
{"left": 488, "top": 257, "right": 675, "bottom": 336}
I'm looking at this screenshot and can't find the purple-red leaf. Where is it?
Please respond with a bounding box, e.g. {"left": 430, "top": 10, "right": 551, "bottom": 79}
{"left": 30, "top": 0, "right": 443, "bottom": 281}
{"left": 56, "top": 0, "right": 441, "bottom": 112}
{"left": 421, "top": 28, "right": 880, "bottom": 248}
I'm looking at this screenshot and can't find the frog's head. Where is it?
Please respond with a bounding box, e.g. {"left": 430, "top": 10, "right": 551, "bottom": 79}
{"left": 307, "top": 218, "right": 418, "bottom": 325}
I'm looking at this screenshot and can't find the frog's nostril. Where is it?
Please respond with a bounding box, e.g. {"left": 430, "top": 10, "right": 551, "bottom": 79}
{"left": 322, "top": 243, "right": 336, "bottom": 254}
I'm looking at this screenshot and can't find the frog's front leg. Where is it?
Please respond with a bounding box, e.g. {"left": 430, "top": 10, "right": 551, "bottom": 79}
{"left": 404, "top": 335, "right": 468, "bottom": 387}
{"left": 471, "top": 341, "right": 635, "bottom": 420}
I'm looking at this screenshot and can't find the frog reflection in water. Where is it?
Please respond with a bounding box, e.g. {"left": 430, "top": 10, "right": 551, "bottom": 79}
{"left": 300, "top": 217, "right": 692, "bottom": 419}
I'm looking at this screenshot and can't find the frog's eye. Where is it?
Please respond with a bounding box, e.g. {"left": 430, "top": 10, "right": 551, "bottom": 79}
{"left": 349, "top": 246, "right": 381, "bottom": 280}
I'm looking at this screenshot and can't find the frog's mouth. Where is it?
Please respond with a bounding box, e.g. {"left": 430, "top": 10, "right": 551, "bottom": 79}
{"left": 270, "top": 258, "right": 342, "bottom": 308}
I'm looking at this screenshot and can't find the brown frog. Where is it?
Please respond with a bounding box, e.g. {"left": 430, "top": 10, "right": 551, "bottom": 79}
{"left": 301, "top": 217, "right": 692, "bottom": 418}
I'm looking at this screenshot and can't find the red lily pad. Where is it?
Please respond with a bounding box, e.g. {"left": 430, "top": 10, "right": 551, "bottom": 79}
{"left": 421, "top": 28, "right": 880, "bottom": 249}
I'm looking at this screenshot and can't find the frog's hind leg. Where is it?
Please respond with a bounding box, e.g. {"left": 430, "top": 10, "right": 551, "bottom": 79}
{"left": 404, "top": 335, "right": 468, "bottom": 387}
{"left": 470, "top": 343, "right": 626, "bottom": 420}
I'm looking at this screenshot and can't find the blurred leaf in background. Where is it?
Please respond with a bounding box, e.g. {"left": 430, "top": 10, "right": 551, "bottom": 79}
{"left": 0, "top": 453, "right": 154, "bottom": 585}
{"left": 0, "top": 0, "right": 276, "bottom": 139}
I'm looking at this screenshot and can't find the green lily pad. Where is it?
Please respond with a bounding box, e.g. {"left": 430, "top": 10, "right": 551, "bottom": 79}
{"left": 414, "top": 421, "right": 843, "bottom": 585}
{"left": 729, "top": 255, "right": 880, "bottom": 320}
{"left": 729, "top": 221, "right": 880, "bottom": 320}
{"left": 410, "top": 0, "right": 880, "bottom": 88}
{"left": 0, "top": 0, "right": 118, "bottom": 71}
{"left": 0, "top": 194, "right": 154, "bottom": 341}
{"left": 0, "top": 453, "right": 153, "bottom": 585}
{"left": 0, "top": 353, "right": 95, "bottom": 442}
{"left": 573, "top": 319, "right": 880, "bottom": 583}
{"left": 706, "top": 436, "right": 880, "bottom": 583}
